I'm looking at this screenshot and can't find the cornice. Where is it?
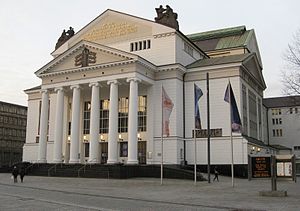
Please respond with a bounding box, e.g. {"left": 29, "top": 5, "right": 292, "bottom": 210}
{"left": 153, "top": 32, "right": 176, "bottom": 39}
{"left": 39, "top": 59, "right": 136, "bottom": 78}
{"left": 157, "top": 63, "right": 186, "bottom": 73}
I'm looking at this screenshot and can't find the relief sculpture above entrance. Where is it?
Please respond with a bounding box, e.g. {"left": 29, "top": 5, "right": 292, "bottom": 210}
{"left": 74, "top": 47, "right": 96, "bottom": 67}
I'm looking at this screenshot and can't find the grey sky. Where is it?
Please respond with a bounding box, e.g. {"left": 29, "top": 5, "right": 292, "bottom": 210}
{"left": 1, "top": 0, "right": 299, "bottom": 106}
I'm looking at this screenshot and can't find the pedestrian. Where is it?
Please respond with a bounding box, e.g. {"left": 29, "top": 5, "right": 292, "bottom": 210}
{"left": 19, "top": 167, "right": 25, "bottom": 183}
{"left": 213, "top": 166, "right": 219, "bottom": 182}
{"left": 12, "top": 166, "right": 18, "bottom": 183}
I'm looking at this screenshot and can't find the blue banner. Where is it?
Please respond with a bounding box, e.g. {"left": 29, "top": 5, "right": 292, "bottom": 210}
{"left": 224, "top": 83, "right": 242, "bottom": 132}
{"left": 194, "top": 84, "right": 203, "bottom": 129}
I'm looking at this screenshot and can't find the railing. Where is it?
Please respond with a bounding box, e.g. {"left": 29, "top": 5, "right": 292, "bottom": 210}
{"left": 47, "top": 164, "right": 57, "bottom": 177}
{"left": 78, "top": 159, "right": 110, "bottom": 179}
{"left": 24, "top": 160, "right": 40, "bottom": 174}
{"left": 77, "top": 164, "right": 86, "bottom": 177}
{"left": 78, "top": 158, "right": 98, "bottom": 177}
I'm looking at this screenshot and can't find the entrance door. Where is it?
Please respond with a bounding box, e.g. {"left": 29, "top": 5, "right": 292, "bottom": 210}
{"left": 138, "top": 141, "right": 146, "bottom": 164}
{"left": 100, "top": 142, "right": 108, "bottom": 164}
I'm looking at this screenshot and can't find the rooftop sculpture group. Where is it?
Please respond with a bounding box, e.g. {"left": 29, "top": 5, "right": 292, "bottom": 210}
{"left": 155, "top": 5, "right": 179, "bottom": 30}
{"left": 55, "top": 27, "right": 75, "bottom": 50}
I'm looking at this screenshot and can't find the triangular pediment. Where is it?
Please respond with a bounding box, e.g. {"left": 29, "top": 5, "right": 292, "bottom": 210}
{"left": 52, "top": 9, "right": 175, "bottom": 56}
{"left": 242, "top": 54, "right": 266, "bottom": 90}
{"left": 36, "top": 40, "right": 139, "bottom": 77}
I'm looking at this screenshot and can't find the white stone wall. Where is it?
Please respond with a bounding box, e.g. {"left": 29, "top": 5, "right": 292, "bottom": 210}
{"left": 186, "top": 137, "right": 247, "bottom": 165}
{"left": 25, "top": 99, "right": 40, "bottom": 144}
{"left": 184, "top": 76, "right": 249, "bottom": 164}
{"left": 185, "top": 77, "right": 242, "bottom": 138}
{"left": 175, "top": 36, "right": 201, "bottom": 66}
{"left": 268, "top": 106, "right": 300, "bottom": 157}
{"left": 23, "top": 143, "right": 39, "bottom": 162}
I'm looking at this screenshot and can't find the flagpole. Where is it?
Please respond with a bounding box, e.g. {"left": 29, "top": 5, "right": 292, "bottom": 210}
{"left": 194, "top": 83, "right": 197, "bottom": 185}
{"left": 161, "top": 85, "right": 163, "bottom": 185}
{"left": 207, "top": 72, "right": 211, "bottom": 183}
{"left": 229, "top": 81, "right": 234, "bottom": 188}
{"left": 194, "top": 128, "right": 197, "bottom": 185}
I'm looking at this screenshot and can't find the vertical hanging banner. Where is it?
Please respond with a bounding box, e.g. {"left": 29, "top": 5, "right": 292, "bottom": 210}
{"left": 162, "top": 86, "right": 174, "bottom": 137}
{"left": 194, "top": 84, "right": 203, "bottom": 130}
{"left": 224, "top": 82, "right": 242, "bottom": 132}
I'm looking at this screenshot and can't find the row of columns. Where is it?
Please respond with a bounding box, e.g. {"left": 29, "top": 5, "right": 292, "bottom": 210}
{"left": 37, "top": 78, "right": 141, "bottom": 164}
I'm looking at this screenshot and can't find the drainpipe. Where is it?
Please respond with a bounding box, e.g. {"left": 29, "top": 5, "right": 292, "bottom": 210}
{"left": 183, "top": 72, "right": 187, "bottom": 165}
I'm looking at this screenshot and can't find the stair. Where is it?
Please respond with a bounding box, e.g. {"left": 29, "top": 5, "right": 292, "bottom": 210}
{"left": 25, "top": 163, "right": 206, "bottom": 181}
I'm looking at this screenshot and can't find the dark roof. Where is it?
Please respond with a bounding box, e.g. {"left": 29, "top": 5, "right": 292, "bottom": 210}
{"left": 270, "top": 145, "right": 292, "bottom": 150}
{"left": 187, "top": 26, "right": 252, "bottom": 52}
{"left": 263, "top": 95, "right": 300, "bottom": 108}
{"left": 0, "top": 101, "right": 27, "bottom": 108}
{"left": 243, "top": 135, "right": 268, "bottom": 147}
{"left": 24, "top": 85, "right": 41, "bottom": 92}
{"left": 187, "top": 53, "right": 254, "bottom": 69}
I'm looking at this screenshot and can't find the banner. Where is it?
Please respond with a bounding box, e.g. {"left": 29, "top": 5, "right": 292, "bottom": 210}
{"left": 224, "top": 82, "right": 242, "bottom": 132}
{"left": 162, "top": 86, "right": 174, "bottom": 137}
{"left": 194, "top": 84, "right": 203, "bottom": 129}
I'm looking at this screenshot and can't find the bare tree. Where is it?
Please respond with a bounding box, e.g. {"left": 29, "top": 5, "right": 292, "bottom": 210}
{"left": 281, "top": 29, "right": 300, "bottom": 95}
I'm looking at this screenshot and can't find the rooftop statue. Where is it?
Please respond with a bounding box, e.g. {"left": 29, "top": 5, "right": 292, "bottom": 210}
{"left": 55, "top": 27, "right": 75, "bottom": 50}
{"left": 155, "top": 5, "right": 179, "bottom": 30}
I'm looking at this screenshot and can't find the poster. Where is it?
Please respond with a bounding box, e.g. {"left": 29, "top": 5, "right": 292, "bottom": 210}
{"left": 276, "top": 162, "right": 284, "bottom": 176}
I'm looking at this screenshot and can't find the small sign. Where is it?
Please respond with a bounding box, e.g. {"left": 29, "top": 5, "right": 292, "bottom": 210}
{"left": 251, "top": 156, "right": 271, "bottom": 178}
{"left": 192, "top": 128, "right": 222, "bottom": 138}
{"left": 277, "top": 162, "right": 292, "bottom": 177}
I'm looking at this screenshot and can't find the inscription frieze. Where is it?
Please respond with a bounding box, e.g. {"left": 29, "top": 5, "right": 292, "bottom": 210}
{"left": 84, "top": 22, "right": 138, "bottom": 41}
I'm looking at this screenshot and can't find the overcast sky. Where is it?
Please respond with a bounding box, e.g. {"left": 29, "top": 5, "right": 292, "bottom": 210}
{"left": 1, "top": 0, "right": 299, "bottom": 106}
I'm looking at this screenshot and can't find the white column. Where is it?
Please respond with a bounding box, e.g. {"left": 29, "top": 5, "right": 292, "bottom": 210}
{"left": 107, "top": 80, "right": 119, "bottom": 164}
{"left": 88, "top": 82, "right": 100, "bottom": 163}
{"left": 69, "top": 85, "right": 81, "bottom": 163}
{"left": 126, "top": 78, "right": 141, "bottom": 164}
{"left": 53, "top": 87, "right": 64, "bottom": 163}
{"left": 38, "top": 89, "right": 49, "bottom": 163}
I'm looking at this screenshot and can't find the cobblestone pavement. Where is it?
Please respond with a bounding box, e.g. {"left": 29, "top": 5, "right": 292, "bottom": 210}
{"left": 0, "top": 173, "right": 299, "bottom": 210}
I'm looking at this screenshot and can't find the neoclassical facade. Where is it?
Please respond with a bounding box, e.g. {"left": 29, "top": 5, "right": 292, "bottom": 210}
{"left": 23, "top": 8, "right": 267, "bottom": 168}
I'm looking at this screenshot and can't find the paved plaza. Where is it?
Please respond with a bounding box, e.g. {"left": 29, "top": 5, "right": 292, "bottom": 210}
{"left": 0, "top": 173, "right": 299, "bottom": 210}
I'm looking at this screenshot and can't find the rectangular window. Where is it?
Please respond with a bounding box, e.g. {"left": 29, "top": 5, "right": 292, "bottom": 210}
{"left": 100, "top": 100, "right": 110, "bottom": 134}
{"left": 276, "top": 129, "right": 280, "bottom": 137}
{"left": 130, "top": 40, "right": 151, "bottom": 52}
{"left": 147, "top": 40, "right": 151, "bottom": 49}
{"left": 295, "top": 107, "right": 298, "bottom": 114}
{"left": 273, "top": 129, "right": 283, "bottom": 137}
{"left": 119, "top": 97, "right": 129, "bottom": 133}
{"left": 248, "top": 90, "right": 257, "bottom": 138}
{"left": 138, "top": 96, "right": 147, "bottom": 132}
{"left": 242, "top": 84, "right": 248, "bottom": 135}
{"left": 271, "top": 108, "right": 281, "bottom": 115}
{"left": 130, "top": 43, "right": 134, "bottom": 52}
{"left": 294, "top": 146, "right": 300, "bottom": 150}
{"left": 83, "top": 102, "right": 91, "bottom": 134}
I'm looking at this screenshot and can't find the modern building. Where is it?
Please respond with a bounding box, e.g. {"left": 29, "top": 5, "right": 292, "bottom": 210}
{"left": 23, "top": 7, "right": 268, "bottom": 173}
{"left": 263, "top": 96, "right": 300, "bottom": 157}
{"left": 0, "top": 101, "right": 27, "bottom": 167}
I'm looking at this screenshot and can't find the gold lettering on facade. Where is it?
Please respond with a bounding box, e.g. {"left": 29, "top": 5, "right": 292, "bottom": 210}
{"left": 84, "top": 22, "right": 138, "bottom": 41}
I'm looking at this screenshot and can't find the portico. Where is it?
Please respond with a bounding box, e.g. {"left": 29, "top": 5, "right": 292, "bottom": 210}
{"left": 37, "top": 73, "right": 148, "bottom": 164}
